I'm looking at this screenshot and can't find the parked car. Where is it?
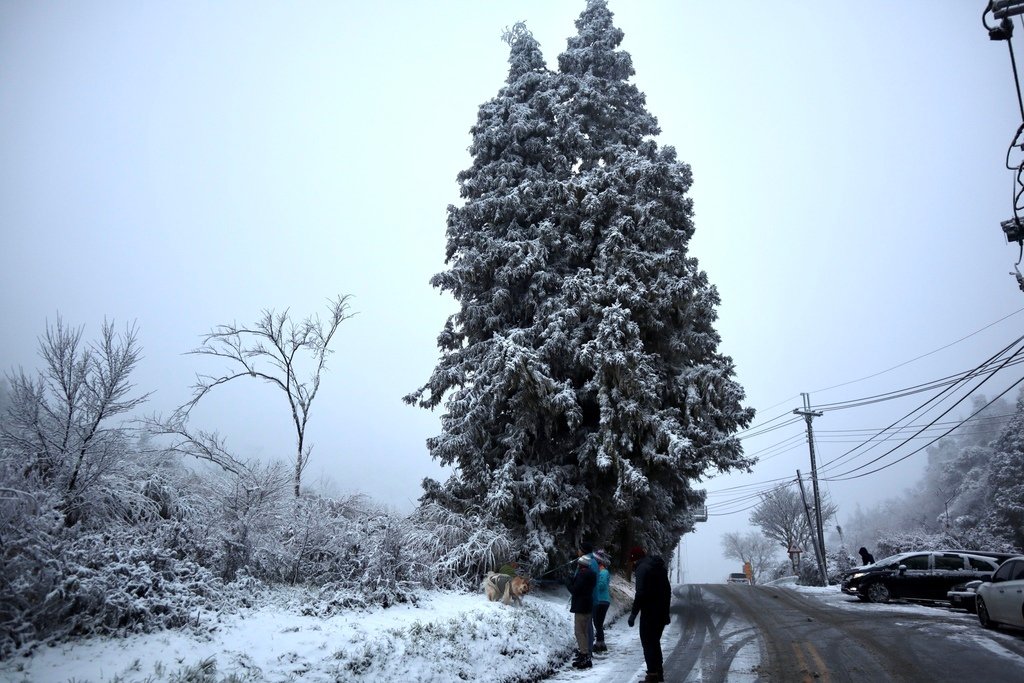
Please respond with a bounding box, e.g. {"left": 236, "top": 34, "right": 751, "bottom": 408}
{"left": 726, "top": 572, "right": 751, "bottom": 585}
{"left": 841, "top": 550, "right": 1008, "bottom": 603}
{"left": 947, "top": 580, "right": 983, "bottom": 614}
{"left": 976, "top": 556, "right": 1024, "bottom": 629}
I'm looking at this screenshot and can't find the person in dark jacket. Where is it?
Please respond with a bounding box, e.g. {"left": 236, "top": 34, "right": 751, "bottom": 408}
{"left": 858, "top": 547, "right": 875, "bottom": 565}
{"left": 627, "top": 545, "right": 671, "bottom": 683}
{"left": 568, "top": 554, "right": 597, "bottom": 669}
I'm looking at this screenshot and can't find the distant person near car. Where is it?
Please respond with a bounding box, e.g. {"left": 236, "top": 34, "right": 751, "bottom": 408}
{"left": 859, "top": 547, "right": 875, "bottom": 565}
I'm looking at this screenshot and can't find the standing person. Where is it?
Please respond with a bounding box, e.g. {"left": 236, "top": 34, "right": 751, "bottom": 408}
{"left": 592, "top": 551, "right": 612, "bottom": 653}
{"left": 579, "top": 541, "right": 599, "bottom": 651}
{"left": 858, "top": 547, "right": 875, "bottom": 565}
{"left": 627, "top": 545, "right": 671, "bottom": 683}
{"left": 568, "top": 553, "right": 597, "bottom": 669}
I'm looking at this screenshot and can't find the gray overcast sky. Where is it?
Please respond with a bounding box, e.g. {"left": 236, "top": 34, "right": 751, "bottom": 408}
{"left": 2, "top": 1, "right": 1023, "bottom": 582}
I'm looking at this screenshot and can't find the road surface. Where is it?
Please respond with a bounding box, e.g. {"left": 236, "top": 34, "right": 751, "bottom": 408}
{"left": 544, "top": 583, "right": 1024, "bottom": 682}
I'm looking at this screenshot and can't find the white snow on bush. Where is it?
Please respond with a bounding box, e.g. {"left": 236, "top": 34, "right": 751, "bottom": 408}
{"left": 0, "top": 588, "right": 578, "bottom": 683}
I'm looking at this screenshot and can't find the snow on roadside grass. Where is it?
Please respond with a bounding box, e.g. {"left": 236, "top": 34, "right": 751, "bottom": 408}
{"left": 0, "top": 588, "right": 576, "bottom": 683}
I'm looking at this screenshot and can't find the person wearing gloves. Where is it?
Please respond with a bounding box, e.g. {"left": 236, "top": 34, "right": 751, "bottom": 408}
{"left": 627, "top": 545, "right": 671, "bottom": 683}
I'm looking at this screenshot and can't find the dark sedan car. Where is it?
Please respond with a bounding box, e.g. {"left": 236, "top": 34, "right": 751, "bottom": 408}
{"left": 841, "top": 550, "right": 1010, "bottom": 603}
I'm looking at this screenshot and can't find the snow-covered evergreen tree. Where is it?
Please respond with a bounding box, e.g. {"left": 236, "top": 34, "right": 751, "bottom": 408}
{"left": 408, "top": 3, "right": 753, "bottom": 568}
{"left": 985, "top": 391, "right": 1024, "bottom": 549}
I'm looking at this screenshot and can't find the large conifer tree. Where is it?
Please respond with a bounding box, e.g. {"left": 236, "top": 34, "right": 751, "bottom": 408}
{"left": 408, "top": 3, "right": 754, "bottom": 567}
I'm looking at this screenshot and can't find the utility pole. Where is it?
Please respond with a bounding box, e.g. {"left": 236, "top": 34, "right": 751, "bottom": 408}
{"left": 797, "top": 470, "right": 829, "bottom": 586}
{"left": 794, "top": 393, "right": 828, "bottom": 584}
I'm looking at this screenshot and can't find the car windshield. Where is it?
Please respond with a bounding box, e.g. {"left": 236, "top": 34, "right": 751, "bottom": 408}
{"left": 871, "top": 554, "right": 906, "bottom": 567}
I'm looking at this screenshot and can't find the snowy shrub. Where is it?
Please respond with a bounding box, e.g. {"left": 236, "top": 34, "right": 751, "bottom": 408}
{"left": 766, "top": 559, "right": 795, "bottom": 582}
{"left": 796, "top": 560, "right": 823, "bottom": 586}
{"left": 0, "top": 474, "right": 65, "bottom": 655}
{"left": 404, "top": 503, "right": 516, "bottom": 590}
{"left": 875, "top": 527, "right": 1018, "bottom": 558}
{"left": 273, "top": 492, "right": 374, "bottom": 586}
{"left": 327, "top": 600, "right": 572, "bottom": 683}
{"left": 827, "top": 545, "right": 857, "bottom": 582}
{"left": 0, "top": 521, "right": 266, "bottom": 657}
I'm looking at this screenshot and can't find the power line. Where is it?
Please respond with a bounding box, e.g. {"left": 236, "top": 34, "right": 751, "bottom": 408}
{"left": 817, "top": 336, "right": 1024, "bottom": 474}
{"left": 813, "top": 429, "right": 1007, "bottom": 444}
{"left": 821, "top": 341, "right": 1024, "bottom": 480}
{"left": 808, "top": 306, "right": 1024, "bottom": 395}
{"left": 735, "top": 409, "right": 801, "bottom": 437}
{"left": 815, "top": 412, "right": 1014, "bottom": 434}
{"left": 738, "top": 416, "right": 804, "bottom": 440}
{"left": 823, "top": 374, "right": 1024, "bottom": 482}
{"left": 813, "top": 348, "right": 1024, "bottom": 411}
{"left": 710, "top": 342, "right": 1022, "bottom": 500}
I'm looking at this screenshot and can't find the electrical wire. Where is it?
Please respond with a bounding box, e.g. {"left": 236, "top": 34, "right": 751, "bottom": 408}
{"left": 814, "top": 412, "right": 1014, "bottom": 434}
{"left": 745, "top": 310, "right": 1024, "bottom": 427}
{"left": 813, "top": 429, "right": 1006, "bottom": 444}
{"left": 823, "top": 374, "right": 1024, "bottom": 482}
{"left": 737, "top": 416, "right": 804, "bottom": 440}
{"left": 808, "top": 307, "right": 1024, "bottom": 396}
{"left": 812, "top": 333, "right": 1024, "bottom": 411}
{"left": 707, "top": 479, "right": 802, "bottom": 516}
{"left": 705, "top": 331, "right": 1024, "bottom": 514}
{"left": 821, "top": 340, "right": 1024, "bottom": 480}
{"left": 735, "top": 408, "right": 801, "bottom": 437}
{"left": 817, "top": 335, "right": 1024, "bottom": 473}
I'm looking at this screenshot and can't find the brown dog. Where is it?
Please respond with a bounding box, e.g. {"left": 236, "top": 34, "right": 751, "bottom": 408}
{"left": 482, "top": 571, "right": 531, "bottom": 606}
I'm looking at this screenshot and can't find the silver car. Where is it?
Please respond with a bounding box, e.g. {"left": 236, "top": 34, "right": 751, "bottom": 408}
{"left": 976, "top": 555, "right": 1024, "bottom": 629}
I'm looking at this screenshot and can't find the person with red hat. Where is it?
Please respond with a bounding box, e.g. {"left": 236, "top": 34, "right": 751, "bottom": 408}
{"left": 627, "top": 545, "right": 671, "bottom": 683}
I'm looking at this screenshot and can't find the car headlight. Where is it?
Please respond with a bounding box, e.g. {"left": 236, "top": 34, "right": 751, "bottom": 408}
{"left": 847, "top": 572, "right": 867, "bottom": 581}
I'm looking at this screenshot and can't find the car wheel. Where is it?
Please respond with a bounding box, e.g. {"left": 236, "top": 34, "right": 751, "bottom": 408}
{"left": 867, "top": 582, "right": 890, "bottom": 603}
{"left": 977, "top": 597, "right": 997, "bottom": 629}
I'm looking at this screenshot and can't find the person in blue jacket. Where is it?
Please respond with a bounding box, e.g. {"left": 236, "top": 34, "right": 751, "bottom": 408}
{"left": 592, "top": 550, "right": 612, "bottom": 652}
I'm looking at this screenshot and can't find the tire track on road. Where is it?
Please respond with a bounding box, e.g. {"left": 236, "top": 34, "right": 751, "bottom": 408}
{"left": 663, "top": 584, "right": 760, "bottom": 682}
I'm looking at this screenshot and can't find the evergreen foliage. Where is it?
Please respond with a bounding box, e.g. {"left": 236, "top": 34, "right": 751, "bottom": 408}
{"left": 985, "top": 392, "right": 1024, "bottom": 548}
{"left": 408, "top": 2, "right": 754, "bottom": 568}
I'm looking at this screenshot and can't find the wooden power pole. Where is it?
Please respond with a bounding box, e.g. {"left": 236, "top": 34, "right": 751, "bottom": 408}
{"left": 797, "top": 470, "right": 829, "bottom": 586}
{"left": 794, "top": 393, "right": 828, "bottom": 585}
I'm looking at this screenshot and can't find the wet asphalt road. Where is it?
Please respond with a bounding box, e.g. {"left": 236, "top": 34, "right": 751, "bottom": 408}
{"left": 546, "top": 583, "right": 1024, "bottom": 682}
{"left": 667, "top": 583, "right": 1024, "bottom": 682}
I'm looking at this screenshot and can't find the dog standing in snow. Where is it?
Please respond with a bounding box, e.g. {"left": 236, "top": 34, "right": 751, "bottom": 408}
{"left": 482, "top": 571, "right": 531, "bottom": 606}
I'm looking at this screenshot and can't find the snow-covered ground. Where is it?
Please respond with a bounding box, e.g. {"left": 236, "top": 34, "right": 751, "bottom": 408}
{"left": 5, "top": 581, "right": 1022, "bottom": 683}
{"left": 0, "top": 583, "right": 606, "bottom": 683}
